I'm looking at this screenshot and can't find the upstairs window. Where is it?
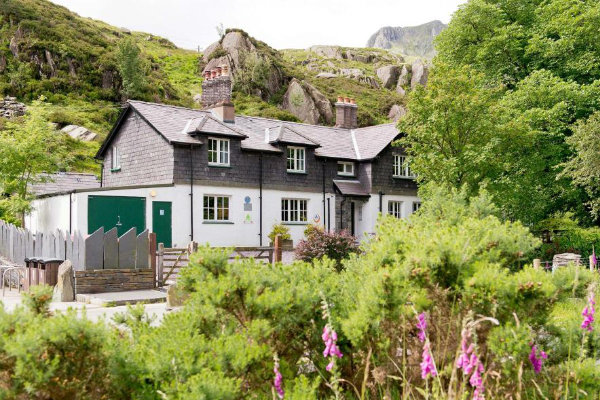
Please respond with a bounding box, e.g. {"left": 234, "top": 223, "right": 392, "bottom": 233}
{"left": 388, "top": 201, "right": 403, "bottom": 218}
{"left": 111, "top": 146, "right": 121, "bottom": 171}
{"left": 287, "top": 147, "right": 306, "bottom": 173}
{"left": 393, "top": 155, "right": 414, "bottom": 178}
{"left": 203, "top": 195, "right": 230, "bottom": 221}
{"left": 337, "top": 161, "right": 355, "bottom": 176}
{"left": 281, "top": 198, "right": 308, "bottom": 223}
{"left": 208, "top": 138, "right": 230, "bottom": 166}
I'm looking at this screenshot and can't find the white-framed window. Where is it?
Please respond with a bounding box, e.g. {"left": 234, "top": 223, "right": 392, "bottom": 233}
{"left": 208, "top": 137, "right": 230, "bottom": 166}
{"left": 111, "top": 146, "right": 120, "bottom": 170}
{"left": 388, "top": 201, "right": 403, "bottom": 218}
{"left": 203, "top": 195, "right": 230, "bottom": 221}
{"left": 412, "top": 202, "right": 421, "bottom": 213}
{"left": 337, "top": 161, "right": 355, "bottom": 176}
{"left": 393, "top": 155, "right": 414, "bottom": 178}
{"left": 287, "top": 147, "right": 306, "bottom": 173}
{"left": 281, "top": 198, "right": 308, "bottom": 223}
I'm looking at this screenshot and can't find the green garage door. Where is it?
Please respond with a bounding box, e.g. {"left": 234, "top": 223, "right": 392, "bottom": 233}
{"left": 88, "top": 195, "right": 146, "bottom": 236}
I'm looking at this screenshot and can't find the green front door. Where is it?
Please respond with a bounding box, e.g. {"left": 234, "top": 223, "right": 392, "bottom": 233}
{"left": 88, "top": 195, "right": 146, "bottom": 236}
{"left": 152, "top": 201, "right": 172, "bottom": 248}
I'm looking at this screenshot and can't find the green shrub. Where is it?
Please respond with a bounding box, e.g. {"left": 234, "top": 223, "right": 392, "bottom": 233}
{"left": 268, "top": 222, "right": 291, "bottom": 243}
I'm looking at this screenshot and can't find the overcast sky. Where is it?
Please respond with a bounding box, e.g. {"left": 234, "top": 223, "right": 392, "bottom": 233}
{"left": 49, "top": 0, "right": 465, "bottom": 50}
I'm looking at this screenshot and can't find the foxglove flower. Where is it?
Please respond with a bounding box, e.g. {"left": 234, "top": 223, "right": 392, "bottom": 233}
{"left": 456, "top": 327, "right": 485, "bottom": 399}
{"left": 416, "top": 312, "right": 427, "bottom": 342}
{"left": 273, "top": 357, "right": 284, "bottom": 399}
{"left": 528, "top": 344, "right": 548, "bottom": 374}
{"left": 420, "top": 342, "right": 437, "bottom": 379}
{"left": 322, "top": 325, "right": 343, "bottom": 371}
{"left": 581, "top": 294, "right": 596, "bottom": 332}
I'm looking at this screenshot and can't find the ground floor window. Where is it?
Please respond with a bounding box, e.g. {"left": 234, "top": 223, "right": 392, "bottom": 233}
{"left": 388, "top": 201, "right": 403, "bottom": 218}
{"left": 281, "top": 198, "right": 308, "bottom": 222}
{"left": 203, "top": 195, "right": 230, "bottom": 221}
{"left": 412, "top": 202, "right": 421, "bottom": 213}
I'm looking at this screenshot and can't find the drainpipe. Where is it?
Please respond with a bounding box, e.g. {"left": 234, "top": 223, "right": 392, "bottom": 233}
{"left": 378, "top": 191, "right": 384, "bottom": 213}
{"left": 322, "top": 159, "right": 326, "bottom": 229}
{"left": 340, "top": 197, "right": 346, "bottom": 231}
{"left": 259, "top": 153, "right": 263, "bottom": 246}
{"left": 100, "top": 162, "right": 104, "bottom": 187}
{"left": 189, "top": 145, "right": 194, "bottom": 241}
{"left": 69, "top": 192, "right": 72, "bottom": 233}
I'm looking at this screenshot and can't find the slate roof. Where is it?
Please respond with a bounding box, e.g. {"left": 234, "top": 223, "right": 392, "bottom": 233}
{"left": 333, "top": 180, "right": 371, "bottom": 197}
{"left": 30, "top": 173, "right": 100, "bottom": 196}
{"left": 99, "top": 100, "right": 400, "bottom": 161}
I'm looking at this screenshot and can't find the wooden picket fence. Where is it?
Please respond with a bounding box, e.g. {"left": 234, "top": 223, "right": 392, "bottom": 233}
{"left": 0, "top": 220, "right": 154, "bottom": 272}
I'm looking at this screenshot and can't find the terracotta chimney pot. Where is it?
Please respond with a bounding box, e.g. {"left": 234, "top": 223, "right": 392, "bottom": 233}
{"left": 337, "top": 96, "right": 344, "bottom": 103}
{"left": 350, "top": 98, "right": 356, "bottom": 105}
{"left": 344, "top": 97, "right": 351, "bottom": 103}
{"left": 204, "top": 71, "right": 211, "bottom": 80}
{"left": 216, "top": 67, "right": 222, "bottom": 76}
{"left": 222, "top": 65, "right": 229, "bottom": 76}
{"left": 211, "top": 70, "right": 217, "bottom": 79}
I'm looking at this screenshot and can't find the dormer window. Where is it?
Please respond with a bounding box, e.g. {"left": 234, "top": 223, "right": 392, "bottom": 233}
{"left": 208, "top": 137, "right": 230, "bottom": 166}
{"left": 111, "top": 146, "right": 121, "bottom": 171}
{"left": 287, "top": 146, "right": 305, "bottom": 173}
{"left": 337, "top": 161, "right": 355, "bottom": 176}
{"left": 393, "top": 155, "right": 414, "bottom": 178}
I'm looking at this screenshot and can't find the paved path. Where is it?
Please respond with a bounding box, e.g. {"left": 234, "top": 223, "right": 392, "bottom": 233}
{"left": 0, "top": 290, "right": 173, "bottom": 325}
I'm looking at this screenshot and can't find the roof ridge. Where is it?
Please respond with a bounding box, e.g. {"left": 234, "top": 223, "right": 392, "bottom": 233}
{"left": 280, "top": 123, "right": 320, "bottom": 145}
{"left": 128, "top": 100, "right": 207, "bottom": 113}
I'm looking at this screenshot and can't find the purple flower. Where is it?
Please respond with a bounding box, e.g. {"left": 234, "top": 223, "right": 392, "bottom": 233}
{"left": 420, "top": 342, "right": 437, "bottom": 379}
{"left": 581, "top": 295, "right": 596, "bottom": 332}
{"left": 529, "top": 344, "right": 548, "bottom": 374}
{"left": 322, "top": 324, "right": 343, "bottom": 371}
{"left": 592, "top": 247, "right": 598, "bottom": 268}
{"left": 273, "top": 359, "right": 284, "bottom": 399}
{"left": 416, "top": 312, "right": 427, "bottom": 342}
{"left": 456, "top": 327, "right": 485, "bottom": 399}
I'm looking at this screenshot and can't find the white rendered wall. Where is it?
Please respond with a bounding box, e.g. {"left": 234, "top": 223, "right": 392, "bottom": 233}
{"left": 355, "top": 193, "right": 420, "bottom": 240}
{"left": 26, "top": 194, "right": 71, "bottom": 233}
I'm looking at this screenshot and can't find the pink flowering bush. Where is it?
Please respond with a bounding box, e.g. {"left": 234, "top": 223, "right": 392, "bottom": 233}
{"left": 295, "top": 225, "right": 360, "bottom": 269}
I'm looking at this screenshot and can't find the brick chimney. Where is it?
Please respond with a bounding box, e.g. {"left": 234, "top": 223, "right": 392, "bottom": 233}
{"left": 335, "top": 96, "right": 358, "bottom": 129}
{"left": 201, "top": 65, "right": 235, "bottom": 122}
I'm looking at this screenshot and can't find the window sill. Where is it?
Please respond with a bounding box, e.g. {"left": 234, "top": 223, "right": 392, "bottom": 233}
{"left": 202, "top": 220, "right": 234, "bottom": 224}
{"left": 337, "top": 173, "right": 355, "bottom": 177}
{"left": 208, "top": 164, "right": 231, "bottom": 168}
{"left": 287, "top": 170, "right": 307, "bottom": 175}
{"left": 392, "top": 175, "right": 415, "bottom": 180}
{"left": 282, "top": 222, "right": 309, "bottom": 225}
{"left": 110, "top": 167, "right": 121, "bottom": 173}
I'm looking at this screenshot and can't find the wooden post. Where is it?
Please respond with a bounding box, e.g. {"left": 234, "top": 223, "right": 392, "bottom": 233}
{"left": 157, "top": 243, "right": 164, "bottom": 287}
{"left": 188, "top": 241, "right": 198, "bottom": 255}
{"left": 274, "top": 234, "right": 282, "bottom": 264}
{"left": 149, "top": 233, "right": 157, "bottom": 287}
{"left": 533, "top": 259, "right": 541, "bottom": 269}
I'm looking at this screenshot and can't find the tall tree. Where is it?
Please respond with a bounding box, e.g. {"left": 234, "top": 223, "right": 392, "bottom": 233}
{"left": 116, "top": 38, "right": 146, "bottom": 99}
{"left": 0, "top": 100, "right": 65, "bottom": 225}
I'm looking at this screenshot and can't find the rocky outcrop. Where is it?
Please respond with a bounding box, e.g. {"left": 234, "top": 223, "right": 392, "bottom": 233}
{"left": 45, "top": 50, "right": 57, "bottom": 78}
{"left": 308, "top": 45, "right": 343, "bottom": 59}
{"left": 411, "top": 60, "right": 429, "bottom": 89}
{"left": 53, "top": 260, "right": 74, "bottom": 302}
{"left": 366, "top": 20, "right": 447, "bottom": 59}
{"left": 388, "top": 104, "right": 407, "bottom": 122}
{"left": 0, "top": 97, "right": 26, "bottom": 118}
{"left": 0, "top": 56, "right": 6, "bottom": 73}
{"left": 316, "top": 72, "right": 337, "bottom": 79}
{"left": 61, "top": 125, "right": 98, "bottom": 142}
{"left": 396, "top": 65, "right": 410, "bottom": 95}
{"left": 282, "top": 78, "right": 333, "bottom": 125}
{"left": 376, "top": 65, "right": 401, "bottom": 89}
{"left": 102, "top": 70, "right": 117, "bottom": 90}
{"left": 67, "top": 57, "right": 77, "bottom": 77}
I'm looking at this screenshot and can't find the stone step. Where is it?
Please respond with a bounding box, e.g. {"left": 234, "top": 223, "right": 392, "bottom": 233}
{"left": 75, "top": 289, "right": 167, "bottom": 306}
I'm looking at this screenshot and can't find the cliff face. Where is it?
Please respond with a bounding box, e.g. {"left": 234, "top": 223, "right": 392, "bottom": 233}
{"left": 366, "top": 20, "right": 447, "bottom": 59}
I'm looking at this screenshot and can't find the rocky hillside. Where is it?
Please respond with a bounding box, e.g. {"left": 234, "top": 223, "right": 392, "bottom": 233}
{"left": 366, "top": 20, "right": 447, "bottom": 59}
{"left": 0, "top": 0, "right": 433, "bottom": 174}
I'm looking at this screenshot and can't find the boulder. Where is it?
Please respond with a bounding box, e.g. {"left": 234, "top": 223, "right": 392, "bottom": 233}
{"left": 45, "top": 50, "right": 57, "bottom": 78}
{"left": 376, "top": 65, "right": 401, "bottom": 89}
{"left": 308, "top": 45, "right": 343, "bottom": 59}
{"left": 283, "top": 78, "right": 332, "bottom": 125}
{"left": 61, "top": 125, "right": 98, "bottom": 142}
{"left": 552, "top": 253, "right": 582, "bottom": 271}
{"left": 0, "top": 55, "right": 6, "bottom": 73}
{"left": 102, "top": 70, "right": 116, "bottom": 90}
{"left": 193, "top": 93, "right": 202, "bottom": 104}
{"left": 397, "top": 65, "right": 410, "bottom": 88}
{"left": 67, "top": 57, "right": 77, "bottom": 77}
{"left": 0, "top": 97, "right": 26, "bottom": 118}
{"left": 53, "top": 260, "right": 74, "bottom": 302}
{"left": 202, "top": 41, "right": 221, "bottom": 63}
{"left": 316, "top": 72, "right": 337, "bottom": 79}
{"left": 339, "top": 68, "right": 364, "bottom": 78}
{"left": 9, "top": 37, "right": 19, "bottom": 58}
{"left": 388, "top": 104, "right": 407, "bottom": 122}
{"left": 166, "top": 284, "right": 189, "bottom": 309}
{"left": 411, "top": 60, "right": 429, "bottom": 89}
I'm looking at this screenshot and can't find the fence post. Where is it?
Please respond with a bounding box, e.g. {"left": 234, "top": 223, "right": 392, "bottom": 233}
{"left": 533, "top": 259, "right": 541, "bottom": 269}
{"left": 274, "top": 234, "right": 282, "bottom": 264}
{"left": 188, "top": 241, "right": 198, "bottom": 254}
{"left": 157, "top": 243, "right": 164, "bottom": 287}
{"left": 149, "top": 233, "right": 157, "bottom": 287}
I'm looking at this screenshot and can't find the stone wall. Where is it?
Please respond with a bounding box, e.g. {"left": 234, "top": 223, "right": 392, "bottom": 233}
{"left": 0, "top": 97, "right": 26, "bottom": 118}
{"left": 74, "top": 268, "right": 155, "bottom": 294}
{"left": 201, "top": 76, "right": 232, "bottom": 107}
